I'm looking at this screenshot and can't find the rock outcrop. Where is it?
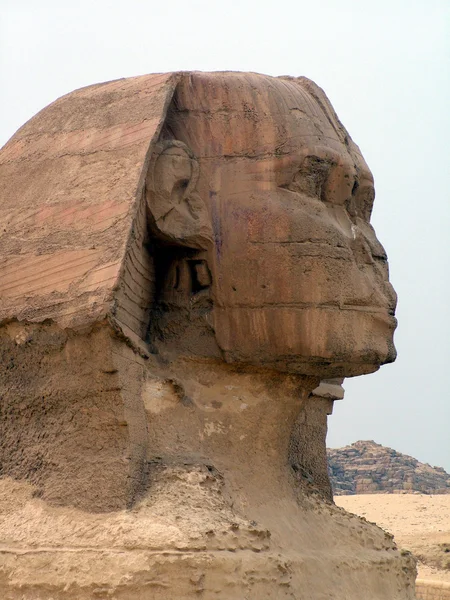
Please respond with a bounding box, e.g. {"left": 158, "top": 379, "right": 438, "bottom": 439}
{"left": 328, "top": 440, "right": 450, "bottom": 495}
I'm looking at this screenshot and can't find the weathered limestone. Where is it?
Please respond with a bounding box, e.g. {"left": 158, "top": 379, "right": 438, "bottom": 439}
{"left": 328, "top": 440, "right": 450, "bottom": 495}
{"left": 0, "top": 72, "right": 415, "bottom": 598}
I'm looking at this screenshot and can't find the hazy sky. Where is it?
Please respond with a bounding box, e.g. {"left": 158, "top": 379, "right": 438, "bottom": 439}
{"left": 1, "top": 1, "right": 449, "bottom": 470}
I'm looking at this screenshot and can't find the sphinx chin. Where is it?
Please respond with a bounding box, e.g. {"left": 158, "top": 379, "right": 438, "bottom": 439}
{"left": 237, "top": 355, "right": 385, "bottom": 379}
{"left": 319, "top": 334, "right": 397, "bottom": 378}
{"left": 214, "top": 303, "right": 397, "bottom": 379}
{"left": 318, "top": 339, "right": 397, "bottom": 378}
{"left": 263, "top": 333, "right": 396, "bottom": 379}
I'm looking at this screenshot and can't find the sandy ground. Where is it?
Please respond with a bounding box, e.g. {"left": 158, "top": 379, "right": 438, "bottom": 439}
{"left": 336, "top": 494, "right": 450, "bottom": 583}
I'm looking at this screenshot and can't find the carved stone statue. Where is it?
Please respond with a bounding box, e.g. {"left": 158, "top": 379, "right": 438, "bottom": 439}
{"left": 0, "top": 72, "right": 415, "bottom": 598}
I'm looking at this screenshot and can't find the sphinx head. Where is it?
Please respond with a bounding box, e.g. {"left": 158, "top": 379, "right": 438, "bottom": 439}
{"left": 145, "top": 72, "right": 397, "bottom": 378}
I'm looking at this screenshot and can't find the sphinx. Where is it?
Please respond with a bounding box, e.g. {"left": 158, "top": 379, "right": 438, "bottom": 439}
{"left": 0, "top": 72, "right": 415, "bottom": 598}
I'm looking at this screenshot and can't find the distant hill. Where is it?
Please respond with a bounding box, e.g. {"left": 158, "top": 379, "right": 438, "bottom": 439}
{"left": 327, "top": 440, "right": 450, "bottom": 495}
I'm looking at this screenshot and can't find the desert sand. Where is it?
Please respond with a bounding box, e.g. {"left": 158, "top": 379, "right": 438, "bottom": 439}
{"left": 336, "top": 493, "right": 450, "bottom": 583}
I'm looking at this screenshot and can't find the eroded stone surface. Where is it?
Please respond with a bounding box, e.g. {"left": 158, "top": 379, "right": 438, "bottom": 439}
{"left": 0, "top": 71, "right": 413, "bottom": 599}
{"left": 329, "top": 440, "right": 450, "bottom": 495}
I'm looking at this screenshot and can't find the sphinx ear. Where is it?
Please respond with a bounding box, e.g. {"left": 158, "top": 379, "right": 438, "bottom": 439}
{"left": 145, "top": 141, "right": 213, "bottom": 249}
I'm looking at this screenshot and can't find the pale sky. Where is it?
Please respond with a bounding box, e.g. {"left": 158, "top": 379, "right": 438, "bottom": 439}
{"left": 1, "top": 0, "right": 449, "bottom": 470}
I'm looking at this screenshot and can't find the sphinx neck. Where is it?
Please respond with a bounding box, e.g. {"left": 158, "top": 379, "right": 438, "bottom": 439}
{"left": 147, "top": 360, "right": 327, "bottom": 516}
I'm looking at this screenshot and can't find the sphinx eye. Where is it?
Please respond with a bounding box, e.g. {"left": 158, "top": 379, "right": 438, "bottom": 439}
{"left": 286, "top": 156, "right": 333, "bottom": 199}
{"left": 346, "top": 184, "right": 375, "bottom": 221}
{"left": 356, "top": 185, "right": 375, "bottom": 221}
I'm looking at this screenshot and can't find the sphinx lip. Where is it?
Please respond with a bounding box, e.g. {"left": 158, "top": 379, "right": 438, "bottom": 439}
{"left": 225, "top": 303, "right": 396, "bottom": 314}
{"left": 327, "top": 305, "right": 398, "bottom": 329}
{"left": 340, "top": 305, "right": 397, "bottom": 323}
{"left": 386, "top": 314, "right": 398, "bottom": 327}
{"left": 370, "top": 312, "right": 398, "bottom": 329}
{"left": 335, "top": 305, "right": 395, "bottom": 314}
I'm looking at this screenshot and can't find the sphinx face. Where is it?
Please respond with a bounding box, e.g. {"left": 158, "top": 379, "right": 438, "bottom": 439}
{"left": 161, "top": 73, "right": 397, "bottom": 377}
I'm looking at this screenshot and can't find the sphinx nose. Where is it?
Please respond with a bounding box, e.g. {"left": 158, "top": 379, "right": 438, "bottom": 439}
{"left": 384, "top": 281, "right": 398, "bottom": 314}
{"left": 350, "top": 230, "right": 397, "bottom": 312}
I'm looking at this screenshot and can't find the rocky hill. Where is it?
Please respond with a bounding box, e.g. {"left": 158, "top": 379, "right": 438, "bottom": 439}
{"left": 327, "top": 440, "right": 450, "bottom": 495}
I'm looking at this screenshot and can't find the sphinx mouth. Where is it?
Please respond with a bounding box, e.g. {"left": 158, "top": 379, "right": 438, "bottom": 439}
{"left": 295, "top": 303, "right": 398, "bottom": 330}
{"left": 221, "top": 304, "right": 398, "bottom": 329}
{"left": 338, "top": 304, "right": 396, "bottom": 315}
{"left": 225, "top": 302, "right": 395, "bottom": 314}
{"left": 336, "top": 304, "right": 397, "bottom": 326}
